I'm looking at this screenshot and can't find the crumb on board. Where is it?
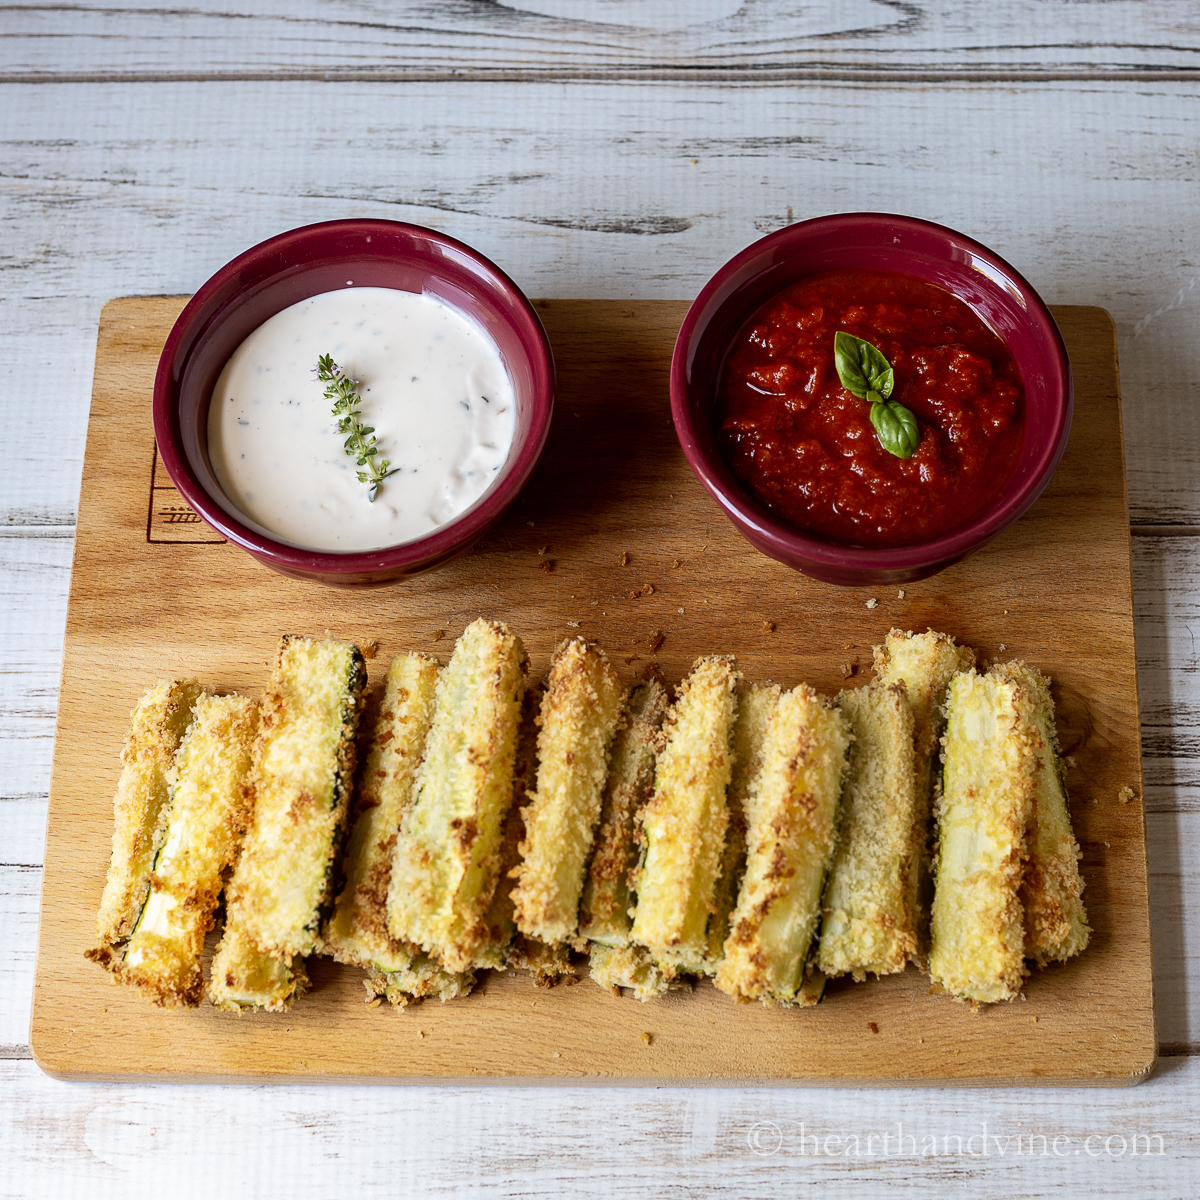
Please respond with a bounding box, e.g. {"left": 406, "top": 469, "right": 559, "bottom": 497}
{"left": 649, "top": 630, "right": 665, "bottom": 653}
{"left": 361, "top": 640, "right": 379, "bottom": 659}
{"left": 1065, "top": 755, "right": 1077, "bottom": 768}
{"left": 642, "top": 583, "right": 655, "bottom": 595}
{"left": 840, "top": 662, "right": 856, "bottom": 679}
{"left": 432, "top": 630, "right": 445, "bottom": 642}
{"left": 1118, "top": 786, "right": 1135, "bottom": 804}
{"left": 866, "top": 598, "right": 878, "bottom": 609}
{"left": 998, "top": 643, "right": 1008, "bottom": 652}
{"left": 527, "top": 521, "right": 535, "bottom": 527}
{"left": 566, "top": 620, "right": 581, "bottom": 628}
{"left": 673, "top": 560, "right": 682, "bottom": 568}
{"left": 619, "top": 551, "right": 630, "bottom": 566}
{"left": 762, "top": 620, "right": 775, "bottom": 632}
{"left": 897, "top": 589, "right": 905, "bottom": 599}
{"left": 553, "top": 1051, "right": 561, "bottom": 1058}
{"left": 641, "top": 1032, "right": 653, "bottom": 1045}
{"left": 540, "top": 559, "right": 555, "bottom": 573}
{"left": 677, "top": 607, "right": 684, "bottom": 615}
{"left": 538, "top": 545, "right": 548, "bottom": 556}
{"left": 627, "top": 590, "right": 640, "bottom": 601}
{"left": 868, "top": 1022, "right": 879, "bottom": 1034}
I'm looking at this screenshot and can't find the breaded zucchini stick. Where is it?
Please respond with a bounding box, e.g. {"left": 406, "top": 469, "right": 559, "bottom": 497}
{"left": 579, "top": 679, "right": 669, "bottom": 947}
{"left": 873, "top": 628, "right": 975, "bottom": 961}
{"left": 474, "top": 684, "right": 542, "bottom": 971}
{"left": 631, "top": 655, "right": 740, "bottom": 975}
{"left": 929, "top": 669, "right": 1038, "bottom": 1003}
{"left": 589, "top": 943, "right": 668, "bottom": 1002}
{"left": 88, "top": 679, "right": 203, "bottom": 968}
{"left": 511, "top": 639, "right": 624, "bottom": 946}
{"left": 228, "top": 635, "right": 367, "bottom": 959}
{"left": 209, "top": 925, "right": 308, "bottom": 1013}
{"left": 715, "top": 685, "right": 850, "bottom": 1005}
{"left": 323, "top": 653, "right": 470, "bottom": 1005}
{"left": 116, "top": 693, "right": 259, "bottom": 1006}
{"left": 387, "top": 619, "right": 526, "bottom": 973}
{"left": 818, "top": 681, "right": 917, "bottom": 979}
{"left": 703, "top": 682, "right": 781, "bottom": 972}
{"left": 997, "top": 661, "right": 1090, "bottom": 966}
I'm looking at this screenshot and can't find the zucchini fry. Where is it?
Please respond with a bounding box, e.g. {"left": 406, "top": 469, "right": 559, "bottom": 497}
{"left": 818, "top": 682, "right": 917, "bottom": 979}
{"left": 631, "top": 655, "right": 740, "bottom": 975}
{"left": 704, "top": 682, "right": 781, "bottom": 972}
{"left": 579, "top": 679, "right": 669, "bottom": 947}
{"left": 116, "top": 693, "right": 259, "bottom": 1006}
{"left": 715, "top": 685, "right": 850, "bottom": 1005}
{"left": 589, "top": 943, "right": 668, "bottom": 1002}
{"left": 228, "top": 635, "right": 367, "bottom": 958}
{"left": 997, "top": 661, "right": 1090, "bottom": 966}
{"left": 208, "top": 925, "right": 308, "bottom": 1013}
{"left": 873, "top": 628, "right": 975, "bottom": 962}
{"left": 512, "top": 639, "right": 624, "bottom": 946}
{"left": 387, "top": 619, "right": 526, "bottom": 973}
{"left": 323, "top": 653, "right": 469, "bottom": 1004}
{"left": 929, "top": 669, "right": 1038, "bottom": 1003}
{"left": 88, "top": 679, "right": 203, "bottom": 968}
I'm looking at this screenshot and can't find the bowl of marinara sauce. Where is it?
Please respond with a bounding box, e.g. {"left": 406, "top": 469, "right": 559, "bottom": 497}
{"left": 670, "top": 213, "right": 1072, "bottom": 586}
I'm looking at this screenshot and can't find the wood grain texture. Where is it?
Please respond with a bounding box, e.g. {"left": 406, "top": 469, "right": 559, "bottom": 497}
{"left": 3, "top": 78, "right": 1197, "bottom": 526}
{"left": 29, "top": 297, "right": 1152, "bottom": 1086}
{"left": 0, "top": 1056, "right": 1195, "bottom": 1196}
{"left": 3, "top": 1, "right": 1198, "bottom": 80}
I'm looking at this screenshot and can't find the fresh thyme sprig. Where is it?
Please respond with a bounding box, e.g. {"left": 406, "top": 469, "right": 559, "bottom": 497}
{"left": 316, "top": 354, "right": 398, "bottom": 502}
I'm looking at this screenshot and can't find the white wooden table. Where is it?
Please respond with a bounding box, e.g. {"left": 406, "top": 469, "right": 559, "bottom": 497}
{"left": 3, "top": 3, "right": 1198, "bottom": 1193}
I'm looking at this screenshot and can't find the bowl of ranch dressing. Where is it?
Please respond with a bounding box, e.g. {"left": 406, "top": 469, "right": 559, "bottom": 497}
{"left": 153, "top": 220, "right": 555, "bottom": 585}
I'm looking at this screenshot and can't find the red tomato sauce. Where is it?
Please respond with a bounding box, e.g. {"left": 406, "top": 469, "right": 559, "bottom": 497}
{"left": 717, "top": 270, "right": 1025, "bottom": 547}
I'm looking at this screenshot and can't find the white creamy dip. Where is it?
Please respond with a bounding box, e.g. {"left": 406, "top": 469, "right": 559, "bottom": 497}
{"left": 207, "top": 287, "right": 516, "bottom": 552}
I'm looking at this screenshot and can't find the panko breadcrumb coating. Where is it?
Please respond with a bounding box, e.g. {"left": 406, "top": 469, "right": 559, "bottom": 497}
{"left": 631, "top": 655, "right": 740, "bottom": 975}
{"left": 88, "top": 679, "right": 204, "bottom": 968}
{"left": 704, "top": 682, "right": 780, "bottom": 973}
{"left": 323, "top": 653, "right": 470, "bottom": 1004}
{"left": 579, "top": 679, "right": 669, "bottom": 948}
{"left": 995, "top": 661, "right": 1090, "bottom": 967}
{"left": 388, "top": 619, "right": 526, "bottom": 973}
{"left": 715, "top": 685, "right": 850, "bottom": 1006}
{"left": 818, "top": 681, "right": 917, "bottom": 980}
{"left": 512, "top": 638, "right": 624, "bottom": 945}
{"left": 226, "top": 636, "right": 367, "bottom": 960}
{"left": 873, "top": 628, "right": 974, "bottom": 962}
{"left": 116, "top": 692, "right": 259, "bottom": 1007}
{"left": 929, "top": 668, "right": 1038, "bottom": 1003}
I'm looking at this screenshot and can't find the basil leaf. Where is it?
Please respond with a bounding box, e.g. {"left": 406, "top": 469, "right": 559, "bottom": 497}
{"left": 870, "top": 399, "right": 920, "bottom": 459}
{"left": 834, "top": 331, "right": 894, "bottom": 401}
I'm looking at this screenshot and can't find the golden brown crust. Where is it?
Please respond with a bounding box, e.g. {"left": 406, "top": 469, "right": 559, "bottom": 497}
{"left": 512, "top": 638, "right": 625, "bottom": 945}
{"left": 90, "top": 680, "right": 204, "bottom": 961}
{"left": 387, "top": 619, "right": 526, "bottom": 972}
{"left": 631, "top": 655, "right": 741, "bottom": 974}
{"left": 113, "top": 692, "right": 259, "bottom": 1007}
{"left": 715, "top": 686, "right": 850, "bottom": 1005}
{"left": 323, "top": 653, "right": 441, "bottom": 974}
{"left": 578, "top": 679, "right": 669, "bottom": 946}
{"left": 818, "top": 681, "right": 918, "bottom": 980}
{"left": 230, "top": 636, "right": 367, "bottom": 960}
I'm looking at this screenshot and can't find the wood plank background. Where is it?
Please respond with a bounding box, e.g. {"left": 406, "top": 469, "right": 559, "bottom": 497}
{"left": 3, "top": 0, "right": 1200, "bottom": 1192}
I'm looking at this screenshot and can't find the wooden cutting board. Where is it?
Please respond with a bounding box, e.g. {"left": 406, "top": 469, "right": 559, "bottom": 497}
{"left": 31, "top": 298, "right": 1153, "bottom": 1086}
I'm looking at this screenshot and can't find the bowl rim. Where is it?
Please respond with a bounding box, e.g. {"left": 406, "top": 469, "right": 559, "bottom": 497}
{"left": 669, "top": 211, "right": 1073, "bottom": 573}
{"left": 153, "top": 218, "right": 555, "bottom": 574}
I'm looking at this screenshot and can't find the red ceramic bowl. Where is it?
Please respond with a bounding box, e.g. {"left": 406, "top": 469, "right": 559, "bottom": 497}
{"left": 670, "top": 213, "right": 1072, "bottom": 586}
{"left": 154, "top": 219, "right": 555, "bottom": 586}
